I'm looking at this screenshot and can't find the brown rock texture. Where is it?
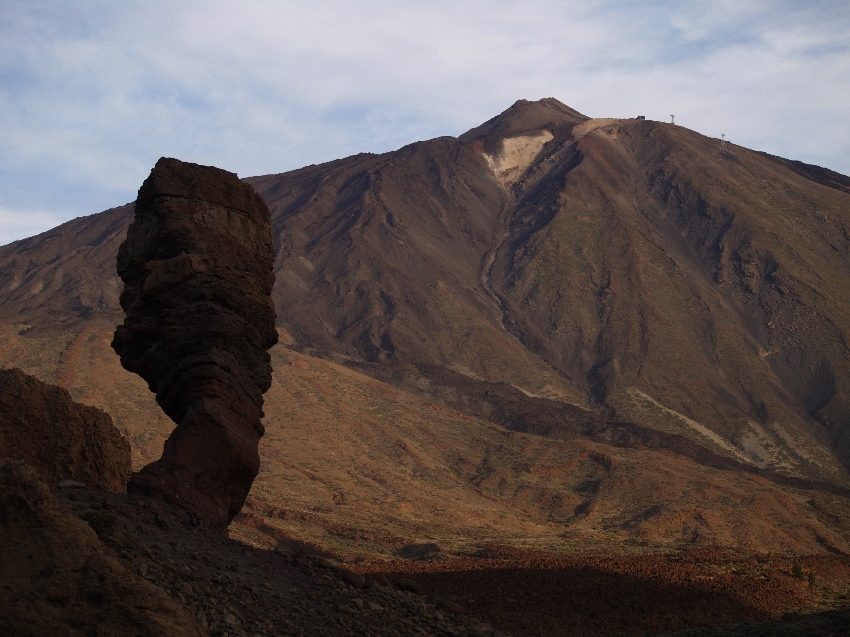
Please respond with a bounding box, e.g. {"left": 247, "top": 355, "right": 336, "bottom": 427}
{"left": 112, "top": 157, "right": 277, "bottom": 529}
{"left": 0, "top": 460, "right": 205, "bottom": 637}
{"left": 0, "top": 367, "right": 130, "bottom": 492}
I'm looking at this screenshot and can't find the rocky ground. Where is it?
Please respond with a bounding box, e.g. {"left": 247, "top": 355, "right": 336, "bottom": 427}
{"left": 370, "top": 551, "right": 850, "bottom": 636}
{"left": 53, "top": 483, "right": 496, "bottom": 637}
{"left": 0, "top": 463, "right": 846, "bottom": 637}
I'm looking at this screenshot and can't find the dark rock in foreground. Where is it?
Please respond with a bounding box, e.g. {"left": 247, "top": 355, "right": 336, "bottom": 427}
{"left": 0, "top": 461, "right": 204, "bottom": 637}
{"left": 0, "top": 367, "right": 130, "bottom": 492}
{"left": 113, "top": 157, "right": 277, "bottom": 529}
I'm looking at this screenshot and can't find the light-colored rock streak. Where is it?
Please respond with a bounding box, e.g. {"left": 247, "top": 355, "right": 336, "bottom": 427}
{"left": 628, "top": 387, "right": 751, "bottom": 463}
{"left": 571, "top": 117, "right": 622, "bottom": 139}
{"left": 484, "top": 130, "right": 554, "bottom": 189}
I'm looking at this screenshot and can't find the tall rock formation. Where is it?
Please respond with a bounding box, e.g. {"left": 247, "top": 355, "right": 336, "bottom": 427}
{"left": 112, "top": 157, "right": 277, "bottom": 529}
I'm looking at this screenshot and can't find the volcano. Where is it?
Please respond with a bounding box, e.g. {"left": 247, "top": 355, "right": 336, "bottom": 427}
{"left": 2, "top": 98, "right": 850, "bottom": 562}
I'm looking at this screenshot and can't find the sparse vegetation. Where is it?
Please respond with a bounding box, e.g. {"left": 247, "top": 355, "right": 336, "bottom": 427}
{"left": 395, "top": 577, "right": 421, "bottom": 593}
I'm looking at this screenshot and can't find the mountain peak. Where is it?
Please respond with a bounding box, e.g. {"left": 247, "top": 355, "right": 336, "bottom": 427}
{"left": 459, "top": 97, "right": 588, "bottom": 143}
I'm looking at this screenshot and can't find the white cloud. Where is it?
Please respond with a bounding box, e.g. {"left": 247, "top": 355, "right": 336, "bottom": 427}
{"left": 1, "top": 0, "right": 849, "bottom": 244}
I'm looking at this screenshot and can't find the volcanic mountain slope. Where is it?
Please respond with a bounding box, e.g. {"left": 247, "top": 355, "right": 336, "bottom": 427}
{"left": 0, "top": 203, "right": 130, "bottom": 329}
{"left": 244, "top": 98, "right": 850, "bottom": 486}
{"left": 5, "top": 320, "right": 850, "bottom": 562}
{"left": 2, "top": 98, "right": 850, "bottom": 542}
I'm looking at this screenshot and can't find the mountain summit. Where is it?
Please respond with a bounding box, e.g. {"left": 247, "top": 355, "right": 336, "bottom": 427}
{"left": 459, "top": 97, "right": 588, "bottom": 143}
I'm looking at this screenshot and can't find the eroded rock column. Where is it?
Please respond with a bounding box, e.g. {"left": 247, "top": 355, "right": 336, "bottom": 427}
{"left": 113, "top": 157, "right": 277, "bottom": 529}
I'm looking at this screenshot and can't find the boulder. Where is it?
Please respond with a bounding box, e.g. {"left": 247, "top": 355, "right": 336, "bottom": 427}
{"left": 0, "top": 367, "right": 130, "bottom": 492}
{"left": 112, "top": 157, "right": 277, "bottom": 529}
{"left": 0, "top": 460, "right": 205, "bottom": 637}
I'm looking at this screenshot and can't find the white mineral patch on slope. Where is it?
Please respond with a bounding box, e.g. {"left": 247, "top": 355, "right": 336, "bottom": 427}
{"left": 572, "top": 117, "right": 622, "bottom": 139}
{"left": 737, "top": 425, "right": 776, "bottom": 469}
{"left": 484, "top": 130, "right": 553, "bottom": 189}
{"left": 628, "top": 387, "right": 752, "bottom": 464}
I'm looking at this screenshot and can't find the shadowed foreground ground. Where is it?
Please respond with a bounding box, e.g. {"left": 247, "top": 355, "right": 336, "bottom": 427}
{"left": 366, "top": 548, "right": 850, "bottom": 636}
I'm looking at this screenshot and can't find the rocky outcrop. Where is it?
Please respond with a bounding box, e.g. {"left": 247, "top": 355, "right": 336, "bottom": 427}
{"left": 0, "top": 367, "right": 130, "bottom": 492}
{"left": 0, "top": 461, "right": 205, "bottom": 637}
{"left": 112, "top": 157, "right": 277, "bottom": 530}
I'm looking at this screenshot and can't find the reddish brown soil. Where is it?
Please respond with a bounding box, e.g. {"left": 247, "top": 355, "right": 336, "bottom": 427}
{"left": 366, "top": 548, "right": 850, "bottom": 636}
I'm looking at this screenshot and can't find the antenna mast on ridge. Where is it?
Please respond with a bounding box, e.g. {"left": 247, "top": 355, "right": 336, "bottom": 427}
{"left": 670, "top": 114, "right": 675, "bottom": 125}
{"left": 721, "top": 133, "right": 726, "bottom": 152}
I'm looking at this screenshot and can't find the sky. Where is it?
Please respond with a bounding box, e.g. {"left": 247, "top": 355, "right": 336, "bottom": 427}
{"left": 1, "top": 0, "right": 849, "bottom": 246}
